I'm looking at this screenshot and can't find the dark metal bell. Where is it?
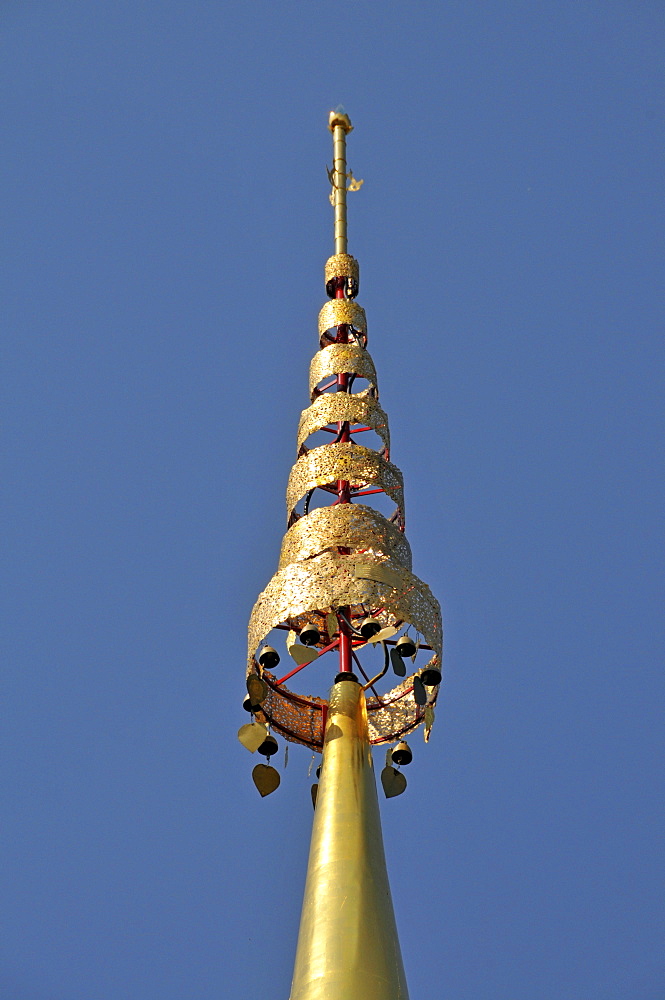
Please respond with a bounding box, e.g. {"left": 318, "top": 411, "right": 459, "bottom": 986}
{"left": 396, "top": 635, "right": 417, "bottom": 658}
{"left": 257, "top": 733, "right": 279, "bottom": 758}
{"left": 359, "top": 617, "right": 381, "bottom": 640}
{"left": 316, "top": 765, "right": 322, "bottom": 779}
{"left": 300, "top": 625, "right": 321, "bottom": 646}
{"left": 391, "top": 741, "right": 413, "bottom": 766}
{"left": 242, "top": 694, "right": 253, "bottom": 713}
{"left": 420, "top": 666, "right": 442, "bottom": 686}
{"left": 258, "top": 646, "right": 280, "bottom": 670}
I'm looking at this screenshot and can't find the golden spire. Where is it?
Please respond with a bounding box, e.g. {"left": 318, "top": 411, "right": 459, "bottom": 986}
{"left": 289, "top": 677, "right": 409, "bottom": 1000}
{"left": 241, "top": 110, "right": 442, "bottom": 1000}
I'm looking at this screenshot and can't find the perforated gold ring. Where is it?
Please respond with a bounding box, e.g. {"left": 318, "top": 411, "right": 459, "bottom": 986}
{"left": 285, "top": 443, "right": 404, "bottom": 522}
{"left": 278, "top": 503, "right": 412, "bottom": 571}
{"left": 318, "top": 300, "right": 366, "bottom": 336}
{"left": 324, "top": 253, "right": 359, "bottom": 286}
{"left": 296, "top": 394, "right": 390, "bottom": 457}
{"left": 309, "top": 344, "right": 378, "bottom": 399}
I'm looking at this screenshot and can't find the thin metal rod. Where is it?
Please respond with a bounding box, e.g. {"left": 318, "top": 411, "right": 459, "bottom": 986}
{"left": 350, "top": 647, "right": 381, "bottom": 700}
{"left": 332, "top": 124, "right": 348, "bottom": 255}
{"left": 338, "top": 611, "right": 353, "bottom": 674}
{"left": 275, "top": 638, "right": 340, "bottom": 686}
{"left": 329, "top": 108, "right": 353, "bottom": 255}
{"left": 362, "top": 641, "right": 391, "bottom": 692}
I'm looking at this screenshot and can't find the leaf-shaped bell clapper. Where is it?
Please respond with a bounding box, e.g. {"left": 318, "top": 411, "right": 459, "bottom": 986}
{"left": 252, "top": 763, "right": 280, "bottom": 797}
{"left": 420, "top": 665, "right": 442, "bottom": 686}
{"left": 246, "top": 674, "right": 268, "bottom": 710}
{"left": 257, "top": 733, "right": 279, "bottom": 758}
{"left": 237, "top": 721, "right": 268, "bottom": 753}
{"left": 358, "top": 616, "right": 381, "bottom": 640}
{"left": 390, "top": 646, "right": 406, "bottom": 677}
{"left": 381, "top": 765, "right": 407, "bottom": 798}
{"left": 258, "top": 645, "right": 280, "bottom": 670}
{"left": 300, "top": 624, "right": 321, "bottom": 647}
{"left": 413, "top": 674, "right": 427, "bottom": 706}
{"left": 396, "top": 634, "right": 417, "bottom": 658}
{"left": 391, "top": 740, "right": 413, "bottom": 766}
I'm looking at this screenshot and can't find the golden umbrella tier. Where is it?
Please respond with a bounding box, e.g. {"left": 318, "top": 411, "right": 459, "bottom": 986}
{"left": 297, "top": 392, "right": 390, "bottom": 458}
{"left": 286, "top": 443, "right": 405, "bottom": 525}
{"left": 309, "top": 343, "right": 378, "bottom": 399}
{"left": 278, "top": 504, "right": 412, "bottom": 572}
{"left": 249, "top": 549, "right": 441, "bottom": 658}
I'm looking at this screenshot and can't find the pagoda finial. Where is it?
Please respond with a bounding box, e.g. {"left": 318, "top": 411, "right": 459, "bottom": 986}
{"left": 242, "top": 111, "right": 442, "bottom": 1000}
{"left": 328, "top": 107, "right": 363, "bottom": 255}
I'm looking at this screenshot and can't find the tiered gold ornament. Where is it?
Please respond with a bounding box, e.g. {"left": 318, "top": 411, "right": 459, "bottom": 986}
{"left": 242, "top": 109, "right": 442, "bottom": 1000}
{"left": 246, "top": 252, "right": 442, "bottom": 746}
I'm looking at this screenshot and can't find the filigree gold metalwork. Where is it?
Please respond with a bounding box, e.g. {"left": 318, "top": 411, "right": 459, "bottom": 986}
{"left": 258, "top": 674, "right": 326, "bottom": 750}
{"left": 309, "top": 344, "right": 378, "bottom": 398}
{"left": 285, "top": 444, "right": 404, "bottom": 522}
{"left": 247, "top": 550, "right": 441, "bottom": 671}
{"left": 318, "top": 300, "right": 366, "bottom": 337}
{"left": 296, "top": 394, "right": 390, "bottom": 457}
{"left": 278, "top": 504, "right": 412, "bottom": 571}
{"left": 324, "top": 254, "right": 359, "bottom": 286}
{"left": 255, "top": 662, "right": 438, "bottom": 752}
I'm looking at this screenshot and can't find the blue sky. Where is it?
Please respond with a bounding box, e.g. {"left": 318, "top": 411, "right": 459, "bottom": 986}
{"left": 1, "top": 3, "right": 663, "bottom": 998}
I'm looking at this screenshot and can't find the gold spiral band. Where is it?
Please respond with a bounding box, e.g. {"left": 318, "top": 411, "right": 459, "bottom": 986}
{"left": 278, "top": 503, "right": 412, "bottom": 571}
{"left": 248, "top": 551, "right": 441, "bottom": 666}
{"left": 309, "top": 344, "right": 378, "bottom": 399}
{"left": 247, "top": 549, "right": 442, "bottom": 748}
{"left": 285, "top": 443, "right": 404, "bottom": 523}
{"left": 318, "top": 300, "right": 367, "bottom": 336}
{"left": 296, "top": 393, "right": 390, "bottom": 456}
{"left": 324, "top": 253, "right": 359, "bottom": 287}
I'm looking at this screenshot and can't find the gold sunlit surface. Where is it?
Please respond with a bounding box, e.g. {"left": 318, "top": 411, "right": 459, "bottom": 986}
{"left": 289, "top": 679, "right": 409, "bottom": 1000}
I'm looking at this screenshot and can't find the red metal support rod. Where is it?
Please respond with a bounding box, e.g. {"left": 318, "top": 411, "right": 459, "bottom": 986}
{"left": 335, "top": 276, "right": 353, "bottom": 673}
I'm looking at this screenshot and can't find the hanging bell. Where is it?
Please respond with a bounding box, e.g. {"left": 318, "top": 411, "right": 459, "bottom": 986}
{"left": 358, "top": 616, "right": 381, "bottom": 640}
{"left": 316, "top": 764, "right": 322, "bottom": 779}
{"left": 242, "top": 694, "right": 253, "bottom": 713}
{"left": 391, "top": 741, "right": 413, "bottom": 766}
{"left": 257, "top": 733, "right": 279, "bottom": 758}
{"left": 420, "top": 665, "right": 442, "bottom": 686}
{"left": 300, "top": 624, "right": 321, "bottom": 647}
{"left": 396, "top": 635, "right": 417, "bottom": 658}
{"left": 258, "top": 646, "right": 280, "bottom": 670}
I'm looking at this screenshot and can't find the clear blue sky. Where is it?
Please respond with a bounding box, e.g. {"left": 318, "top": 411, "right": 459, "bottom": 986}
{"left": 2, "top": 3, "right": 663, "bottom": 998}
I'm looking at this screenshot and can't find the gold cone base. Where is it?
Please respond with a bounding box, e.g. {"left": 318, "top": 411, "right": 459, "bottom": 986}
{"left": 289, "top": 679, "right": 409, "bottom": 1000}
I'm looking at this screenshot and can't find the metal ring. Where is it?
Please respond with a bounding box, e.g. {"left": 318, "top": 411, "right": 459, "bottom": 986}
{"left": 318, "top": 300, "right": 366, "bottom": 337}
{"left": 324, "top": 254, "right": 359, "bottom": 289}
{"left": 309, "top": 344, "right": 378, "bottom": 399}
{"left": 247, "top": 552, "right": 442, "bottom": 748}
{"left": 296, "top": 394, "right": 390, "bottom": 457}
{"left": 278, "top": 503, "right": 412, "bottom": 571}
{"left": 285, "top": 444, "right": 404, "bottom": 524}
